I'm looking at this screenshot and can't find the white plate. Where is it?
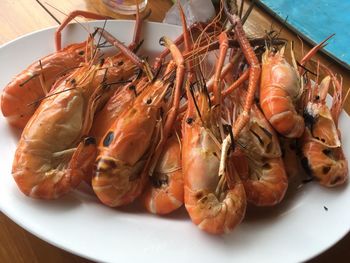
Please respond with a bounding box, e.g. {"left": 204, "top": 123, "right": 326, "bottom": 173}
{"left": 0, "top": 20, "right": 350, "bottom": 263}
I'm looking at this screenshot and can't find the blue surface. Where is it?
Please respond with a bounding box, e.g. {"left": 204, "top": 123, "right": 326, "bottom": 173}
{"left": 258, "top": 0, "right": 350, "bottom": 69}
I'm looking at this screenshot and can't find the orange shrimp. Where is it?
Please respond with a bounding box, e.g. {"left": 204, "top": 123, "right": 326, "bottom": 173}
{"left": 1, "top": 10, "right": 111, "bottom": 129}
{"left": 301, "top": 67, "right": 348, "bottom": 187}
{"left": 92, "top": 37, "right": 185, "bottom": 207}
{"left": 12, "top": 61, "right": 116, "bottom": 199}
{"left": 182, "top": 80, "right": 246, "bottom": 234}
{"left": 260, "top": 46, "right": 305, "bottom": 138}
{"left": 182, "top": 32, "right": 246, "bottom": 235}
{"left": 260, "top": 35, "right": 333, "bottom": 138}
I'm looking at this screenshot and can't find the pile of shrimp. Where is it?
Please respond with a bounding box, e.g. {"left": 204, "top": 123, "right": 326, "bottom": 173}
{"left": 1, "top": 0, "right": 348, "bottom": 235}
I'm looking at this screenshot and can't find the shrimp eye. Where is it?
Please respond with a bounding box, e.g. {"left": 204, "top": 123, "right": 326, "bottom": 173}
{"left": 103, "top": 131, "right": 114, "bottom": 147}
{"left": 78, "top": 50, "right": 85, "bottom": 56}
{"left": 186, "top": 118, "right": 194, "bottom": 124}
{"left": 146, "top": 98, "right": 152, "bottom": 104}
{"left": 84, "top": 137, "right": 96, "bottom": 146}
{"left": 117, "top": 61, "right": 124, "bottom": 66}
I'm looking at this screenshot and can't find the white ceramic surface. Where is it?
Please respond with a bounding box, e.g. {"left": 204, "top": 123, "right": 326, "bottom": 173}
{"left": 0, "top": 20, "right": 349, "bottom": 263}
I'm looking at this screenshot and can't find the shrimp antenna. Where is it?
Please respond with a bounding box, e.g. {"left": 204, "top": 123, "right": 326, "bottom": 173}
{"left": 35, "top": 0, "right": 61, "bottom": 25}
{"left": 27, "top": 87, "right": 76, "bottom": 106}
{"left": 44, "top": 2, "right": 92, "bottom": 37}
{"left": 19, "top": 74, "right": 39, "bottom": 87}
{"left": 296, "top": 61, "right": 316, "bottom": 76}
{"left": 238, "top": 0, "right": 244, "bottom": 19}
{"left": 276, "top": 16, "right": 288, "bottom": 39}
{"left": 241, "top": 0, "right": 255, "bottom": 24}
{"left": 92, "top": 19, "right": 108, "bottom": 61}
{"left": 189, "top": 82, "right": 203, "bottom": 121}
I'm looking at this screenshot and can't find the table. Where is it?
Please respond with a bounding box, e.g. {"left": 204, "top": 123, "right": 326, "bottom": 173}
{"left": 0, "top": 1, "right": 349, "bottom": 262}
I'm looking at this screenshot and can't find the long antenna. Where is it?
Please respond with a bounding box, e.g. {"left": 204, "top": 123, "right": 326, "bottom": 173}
{"left": 35, "top": 0, "right": 61, "bottom": 25}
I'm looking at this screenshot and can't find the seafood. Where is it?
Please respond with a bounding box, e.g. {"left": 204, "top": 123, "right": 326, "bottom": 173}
{"left": 4, "top": 0, "right": 349, "bottom": 236}
{"left": 260, "top": 46, "right": 305, "bottom": 138}
{"left": 259, "top": 36, "right": 332, "bottom": 138}
{"left": 1, "top": 10, "right": 111, "bottom": 129}
{"left": 301, "top": 66, "right": 348, "bottom": 187}
{"left": 12, "top": 61, "right": 114, "bottom": 199}
{"left": 183, "top": 32, "right": 246, "bottom": 234}
{"left": 92, "top": 37, "right": 185, "bottom": 207}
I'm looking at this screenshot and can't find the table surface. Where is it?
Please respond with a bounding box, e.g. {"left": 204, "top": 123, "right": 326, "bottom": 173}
{"left": 0, "top": 0, "right": 349, "bottom": 262}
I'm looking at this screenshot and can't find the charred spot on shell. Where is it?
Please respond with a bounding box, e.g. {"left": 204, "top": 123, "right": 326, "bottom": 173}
{"left": 96, "top": 158, "right": 117, "bottom": 172}
{"left": 186, "top": 117, "right": 194, "bottom": 125}
{"left": 150, "top": 175, "right": 169, "bottom": 188}
{"left": 195, "top": 191, "right": 204, "bottom": 200}
{"left": 103, "top": 159, "right": 118, "bottom": 169}
{"left": 322, "top": 166, "right": 331, "bottom": 174}
{"left": 303, "top": 110, "right": 315, "bottom": 129}
{"left": 262, "top": 162, "right": 271, "bottom": 170}
{"left": 84, "top": 137, "right": 96, "bottom": 146}
{"left": 323, "top": 148, "right": 332, "bottom": 156}
{"left": 159, "top": 37, "right": 166, "bottom": 46}
{"left": 103, "top": 131, "right": 114, "bottom": 147}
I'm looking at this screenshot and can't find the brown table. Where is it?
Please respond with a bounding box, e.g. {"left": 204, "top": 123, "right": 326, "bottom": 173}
{"left": 0, "top": 1, "right": 349, "bottom": 262}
